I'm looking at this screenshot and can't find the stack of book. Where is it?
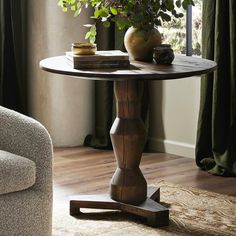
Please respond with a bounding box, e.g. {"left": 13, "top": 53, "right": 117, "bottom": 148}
{"left": 66, "top": 50, "right": 130, "bottom": 69}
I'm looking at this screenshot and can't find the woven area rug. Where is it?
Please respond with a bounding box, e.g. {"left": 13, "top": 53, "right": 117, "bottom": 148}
{"left": 53, "top": 182, "right": 236, "bottom": 236}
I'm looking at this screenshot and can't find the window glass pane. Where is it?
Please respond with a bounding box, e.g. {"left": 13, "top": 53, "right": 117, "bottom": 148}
{"left": 192, "top": 0, "right": 202, "bottom": 55}
{"left": 159, "top": 8, "right": 186, "bottom": 55}
{"left": 159, "top": 0, "right": 202, "bottom": 56}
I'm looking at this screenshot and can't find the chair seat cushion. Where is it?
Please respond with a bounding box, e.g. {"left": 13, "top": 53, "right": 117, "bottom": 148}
{"left": 0, "top": 150, "right": 36, "bottom": 195}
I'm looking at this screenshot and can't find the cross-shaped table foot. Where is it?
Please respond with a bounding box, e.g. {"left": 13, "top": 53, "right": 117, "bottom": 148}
{"left": 70, "top": 187, "right": 169, "bottom": 227}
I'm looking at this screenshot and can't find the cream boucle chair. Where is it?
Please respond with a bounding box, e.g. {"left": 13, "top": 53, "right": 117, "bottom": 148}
{"left": 0, "top": 106, "right": 53, "bottom": 236}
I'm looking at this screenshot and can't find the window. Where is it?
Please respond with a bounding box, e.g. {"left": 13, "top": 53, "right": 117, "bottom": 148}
{"left": 160, "top": 0, "right": 202, "bottom": 56}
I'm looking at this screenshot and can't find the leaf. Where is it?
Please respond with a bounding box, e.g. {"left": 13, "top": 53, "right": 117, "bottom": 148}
{"left": 164, "top": 0, "right": 175, "bottom": 11}
{"left": 95, "top": 2, "right": 101, "bottom": 8}
{"left": 57, "top": 0, "right": 195, "bottom": 41}
{"left": 154, "top": 19, "right": 162, "bottom": 26}
{"left": 116, "top": 22, "right": 126, "bottom": 30}
{"left": 172, "top": 9, "right": 177, "bottom": 16}
{"left": 71, "top": 5, "right": 76, "bottom": 11}
{"left": 183, "top": 0, "right": 195, "bottom": 7}
{"left": 103, "top": 21, "right": 111, "bottom": 28}
{"left": 190, "top": 0, "right": 195, "bottom": 6}
{"left": 175, "top": 0, "right": 182, "bottom": 8}
{"left": 159, "top": 11, "right": 172, "bottom": 22}
{"left": 57, "top": 0, "right": 64, "bottom": 7}
{"left": 90, "top": 25, "right": 96, "bottom": 33}
{"left": 89, "top": 35, "right": 96, "bottom": 44}
{"left": 177, "top": 13, "right": 184, "bottom": 18}
{"left": 110, "top": 7, "right": 118, "bottom": 15}
{"left": 94, "top": 9, "right": 100, "bottom": 18}
{"left": 182, "top": 0, "right": 189, "bottom": 9}
{"left": 114, "top": 16, "right": 130, "bottom": 30}
{"left": 74, "top": 8, "right": 81, "bottom": 17}
{"left": 62, "top": 7, "right": 68, "bottom": 12}
{"left": 100, "top": 8, "right": 109, "bottom": 17}
{"left": 85, "top": 31, "right": 91, "bottom": 39}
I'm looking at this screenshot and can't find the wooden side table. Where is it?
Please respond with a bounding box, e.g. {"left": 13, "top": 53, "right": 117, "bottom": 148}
{"left": 40, "top": 54, "right": 217, "bottom": 227}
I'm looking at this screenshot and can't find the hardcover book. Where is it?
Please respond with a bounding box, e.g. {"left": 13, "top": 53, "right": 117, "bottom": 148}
{"left": 66, "top": 50, "right": 130, "bottom": 69}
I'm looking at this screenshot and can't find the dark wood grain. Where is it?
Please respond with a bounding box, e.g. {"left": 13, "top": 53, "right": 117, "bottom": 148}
{"left": 42, "top": 55, "right": 218, "bottom": 227}
{"left": 110, "top": 80, "right": 147, "bottom": 204}
{"left": 40, "top": 54, "right": 217, "bottom": 81}
{"left": 69, "top": 80, "right": 168, "bottom": 226}
{"left": 70, "top": 191, "right": 168, "bottom": 227}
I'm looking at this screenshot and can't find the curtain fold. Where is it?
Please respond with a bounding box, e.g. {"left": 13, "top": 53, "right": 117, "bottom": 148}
{"left": 0, "top": 0, "right": 27, "bottom": 113}
{"left": 84, "top": 24, "right": 150, "bottom": 149}
{"left": 196, "top": 0, "right": 236, "bottom": 176}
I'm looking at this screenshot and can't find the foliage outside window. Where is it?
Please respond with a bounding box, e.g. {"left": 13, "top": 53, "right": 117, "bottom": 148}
{"left": 160, "top": 0, "right": 202, "bottom": 55}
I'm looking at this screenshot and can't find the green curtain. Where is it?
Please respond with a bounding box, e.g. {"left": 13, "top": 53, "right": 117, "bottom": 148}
{"left": 84, "top": 24, "right": 150, "bottom": 149}
{"left": 0, "top": 0, "right": 27, "bottom": 113}
{"left": 196, "top": 0, "right": 236, "bottom": 176}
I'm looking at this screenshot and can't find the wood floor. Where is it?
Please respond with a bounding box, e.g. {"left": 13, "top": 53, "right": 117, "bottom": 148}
{"left": 53, "top": 146, "right": 236, "bottom": 203}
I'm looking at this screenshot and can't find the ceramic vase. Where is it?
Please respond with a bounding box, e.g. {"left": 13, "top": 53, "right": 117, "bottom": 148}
{"left": 124, "top": 27, "right": 162, "bottom": 62}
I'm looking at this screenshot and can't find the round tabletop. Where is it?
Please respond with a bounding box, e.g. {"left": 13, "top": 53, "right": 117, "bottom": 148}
{"left": 40, "top": 54, "right": 217, "bottom": 81}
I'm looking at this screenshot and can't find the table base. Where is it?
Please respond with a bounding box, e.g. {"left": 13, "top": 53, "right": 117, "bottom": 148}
{"left": 70, "top": 187, "right": 169, "bottom": 227}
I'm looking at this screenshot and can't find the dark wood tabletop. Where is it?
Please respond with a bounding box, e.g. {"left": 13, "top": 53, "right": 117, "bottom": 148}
{"left": 40, "top": 54, "right": 217, "bottom": 81}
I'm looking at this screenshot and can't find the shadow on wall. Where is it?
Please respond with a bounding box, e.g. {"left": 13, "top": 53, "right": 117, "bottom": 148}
{"left": 27, "top": 0, "right": 95, "bottom": 147}
{"left": 148, "top": 80, "right": 166, "bottom": 152}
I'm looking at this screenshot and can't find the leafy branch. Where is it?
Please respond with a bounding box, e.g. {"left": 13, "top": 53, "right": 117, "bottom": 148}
{"left": 58, "top": 0, "right": 195, "bottom": 43}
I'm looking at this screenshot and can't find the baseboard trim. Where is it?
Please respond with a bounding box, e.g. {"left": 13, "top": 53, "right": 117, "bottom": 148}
{"left": 148, "top": 137, "right": 195, "bottom": 158}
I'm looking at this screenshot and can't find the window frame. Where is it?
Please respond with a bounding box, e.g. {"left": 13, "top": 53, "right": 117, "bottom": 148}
{"left": 186, "top": 5, "right": 193, "bottom": 56}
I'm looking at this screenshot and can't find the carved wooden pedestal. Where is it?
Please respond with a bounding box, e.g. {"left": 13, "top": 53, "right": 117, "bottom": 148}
{"left": 70, "top": 80, "right": 169, "bottom": 227}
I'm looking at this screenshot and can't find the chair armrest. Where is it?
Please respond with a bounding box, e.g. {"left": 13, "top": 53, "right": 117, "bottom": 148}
{"left": 0, "top": 106, "right": 53, "bottom": 193}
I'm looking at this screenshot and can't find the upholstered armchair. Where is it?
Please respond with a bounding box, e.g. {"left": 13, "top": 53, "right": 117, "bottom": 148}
{"left": 0, "top": 106, "right": 53, "bottom": 236}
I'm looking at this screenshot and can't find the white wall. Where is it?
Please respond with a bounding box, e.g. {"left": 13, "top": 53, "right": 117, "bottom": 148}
{"left": 148, "top": 76, "right": 201, "bottom": 158}
{"left": 26, "top": 0, "right": 201, "bottom": 154}
{"left": 27, "top": 0, "right": 94, "bottom": 146}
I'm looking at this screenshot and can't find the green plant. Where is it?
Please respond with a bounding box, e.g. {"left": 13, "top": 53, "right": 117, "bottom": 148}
{"left": 58, "top": 0, "right": 195, "bottom": 43}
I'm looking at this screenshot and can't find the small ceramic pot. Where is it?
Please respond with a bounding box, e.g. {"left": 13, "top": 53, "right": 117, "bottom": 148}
{"left": 71, "top": 42, "right": 97, "bottom": 55}
{"left": 153, "top": 44, "right": 175, "bottom": 65}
